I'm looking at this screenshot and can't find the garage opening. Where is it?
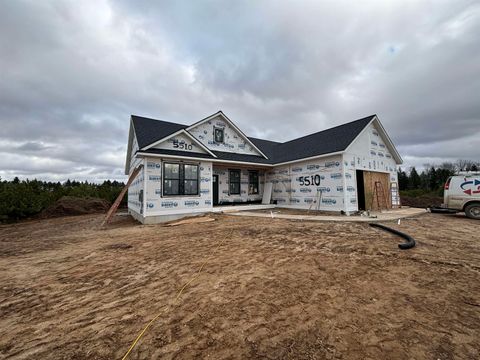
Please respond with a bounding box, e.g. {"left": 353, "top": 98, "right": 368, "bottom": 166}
{"left": 356, "top": 170, "right": 366, "bottom": 210}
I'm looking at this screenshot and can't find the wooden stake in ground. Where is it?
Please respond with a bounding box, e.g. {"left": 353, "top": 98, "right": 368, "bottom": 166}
{"left": 101, "top": 165, "right": 143, "bottom": 227}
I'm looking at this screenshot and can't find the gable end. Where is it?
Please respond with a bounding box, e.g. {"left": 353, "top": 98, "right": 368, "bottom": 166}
{"left": 186, "top": 111, "right": 268, "bottom": 159}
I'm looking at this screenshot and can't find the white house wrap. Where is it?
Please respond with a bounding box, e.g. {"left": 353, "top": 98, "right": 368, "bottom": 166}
{"left": 125, "top": 111, "right": 402, "bottom": 223}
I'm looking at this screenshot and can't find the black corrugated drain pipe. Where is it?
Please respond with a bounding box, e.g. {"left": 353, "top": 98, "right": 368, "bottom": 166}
{"left": 369, "top": 223, "right": 416, "bottom": 250}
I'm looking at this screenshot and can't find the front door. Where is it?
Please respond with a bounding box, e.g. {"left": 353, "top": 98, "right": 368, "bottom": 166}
{"left": 213, "top": 175, "right": 219, "bottom": 206}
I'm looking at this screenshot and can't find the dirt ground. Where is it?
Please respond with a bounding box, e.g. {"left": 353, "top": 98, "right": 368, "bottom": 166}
{"left": 400, "top": 195, "right": 444, "bottom": 208}
{"left": 38, "top": 196, "right": 111, "bottom": 219}
{"left": 0, "top": 212, "right": 479, "bottom": 359}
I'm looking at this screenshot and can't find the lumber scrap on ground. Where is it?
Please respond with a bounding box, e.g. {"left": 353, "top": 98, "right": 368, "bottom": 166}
{"left": 165, "top": 217, "right": 215, "bottom": 227}
{"left": 101, "top": 165, "right": 143, "bottom": 227}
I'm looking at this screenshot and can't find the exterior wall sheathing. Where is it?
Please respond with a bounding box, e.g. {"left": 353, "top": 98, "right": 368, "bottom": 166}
{"left": 188, "top": 115, "right": 262, "bottom": 156}
{"left": 212, "top": 166, "right": 265, "bottom": 204}
{"left": 152, "top": 132, "right": 208, "bottom": 154}
{"left": 142, "top": 158, "right": 213, "bottom": 218}
{"left": 127, "top": 137, "right": 144, "bottom": 219}
{"left": 266, "top": 155, "right": 347, "bottom": 212}
{"left": 343, "top": 122, "right": 399, "bottom": 211}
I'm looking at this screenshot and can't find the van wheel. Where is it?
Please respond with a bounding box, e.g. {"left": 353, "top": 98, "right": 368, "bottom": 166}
{"left": 465, "top": 203, "right": 480, "bottom": 220}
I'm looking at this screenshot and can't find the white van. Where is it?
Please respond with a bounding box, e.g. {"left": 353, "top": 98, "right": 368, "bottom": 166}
{"left": 442, "top": 174, "right": 480, "bottom": 220}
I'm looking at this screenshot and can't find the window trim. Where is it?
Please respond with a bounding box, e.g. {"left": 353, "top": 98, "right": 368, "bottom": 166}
{"left": 214, "top": 127, "right": 225, "bottom": 144}
{"left": 162, "top": 161, "right": 200, "bottom": 197}
{"left": 229, "top": 169, "right": 241, "bottom": 195}
{"left": 248, "top": 170, "right": 259, "bottom": 195}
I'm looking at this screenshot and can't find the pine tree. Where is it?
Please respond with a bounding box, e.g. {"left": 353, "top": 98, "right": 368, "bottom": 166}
{"left": 408, "top": 167, "right": 421, "bottom": 189}
{"left": 427, "top": 166, "right": 437, "bottom": 190}
{"left": 398, "top": 168, "right": 409, "bottom": 190}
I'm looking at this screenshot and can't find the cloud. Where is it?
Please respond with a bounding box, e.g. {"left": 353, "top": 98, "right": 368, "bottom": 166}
{"left": 0, "top": 0, "right": 479, "bottom": 181}
{"left": 15, "top": 141, "right": 52, "bottom": 152}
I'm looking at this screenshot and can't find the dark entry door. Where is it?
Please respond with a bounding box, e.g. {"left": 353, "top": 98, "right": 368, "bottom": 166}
{"left": 213, "top": 175, "right": 219, "bottom": 206}
{"left": 356, "top": 170, "right": 366, "bottom": 210}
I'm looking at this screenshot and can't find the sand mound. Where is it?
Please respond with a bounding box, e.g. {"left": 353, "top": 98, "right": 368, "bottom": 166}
{"left": 40, "top": 196, "right": 110, "bottom": 218}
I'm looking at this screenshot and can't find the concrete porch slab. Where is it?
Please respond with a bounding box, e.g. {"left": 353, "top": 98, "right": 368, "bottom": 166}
{"left": 226, "top": 207, "right": 428, "bottom": 222}
{"left": 212, "top": 204, "right": 276, "bottom": 213}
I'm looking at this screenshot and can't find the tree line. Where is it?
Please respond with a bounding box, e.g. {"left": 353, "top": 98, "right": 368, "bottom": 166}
{"left": 397, "top": 160, "right": 479, "bottom": 195}
{"left": 0, "top": 177, "right": 125, "bottom": 221}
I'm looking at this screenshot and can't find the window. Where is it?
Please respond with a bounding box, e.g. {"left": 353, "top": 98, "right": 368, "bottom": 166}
{"left": 229, "top": 169, "right": 241, "bottom": 195}
{"left": 214, "top": 127, "right": 224, "bottom": 143}
{"left": 248, "top": 171, "right": 259, "bottom": 194}
{"left": 163, "top": 163, "right": 180, "bottom": 196}
{"left": 183, "top": 164, "right": 199, "bottom": 195}
{"left": 163, "top": 162, "right": 199, "bottom": 196}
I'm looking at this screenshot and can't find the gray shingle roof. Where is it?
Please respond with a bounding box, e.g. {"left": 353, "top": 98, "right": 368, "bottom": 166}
{"left": 211, "top": 150, "right": 273, "bottom": 164}
{"left": 132, "top": 115, "right": 187, "bottom": 149}
{"left": 247, "top": 137, "right": 281, "bottom": 160}
{"left": 268, "top": 115, "right": 375, "bottom": 163}
{"left": 132, "top": 114, "right": 376, "bottom": 165}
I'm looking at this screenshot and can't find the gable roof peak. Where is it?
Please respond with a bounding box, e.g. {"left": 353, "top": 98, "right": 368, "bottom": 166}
{"left": 186, "top": 110, "right": 269, "bottom": 159}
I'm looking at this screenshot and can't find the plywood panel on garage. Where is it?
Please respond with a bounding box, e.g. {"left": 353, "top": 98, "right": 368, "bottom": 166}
{"left": 363, "top": 171, "right": 391, "bottom": 210}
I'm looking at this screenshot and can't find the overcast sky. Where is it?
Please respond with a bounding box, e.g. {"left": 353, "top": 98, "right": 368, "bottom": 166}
{"left": 1, "top": 0, "right": 479, "bottom": 182}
